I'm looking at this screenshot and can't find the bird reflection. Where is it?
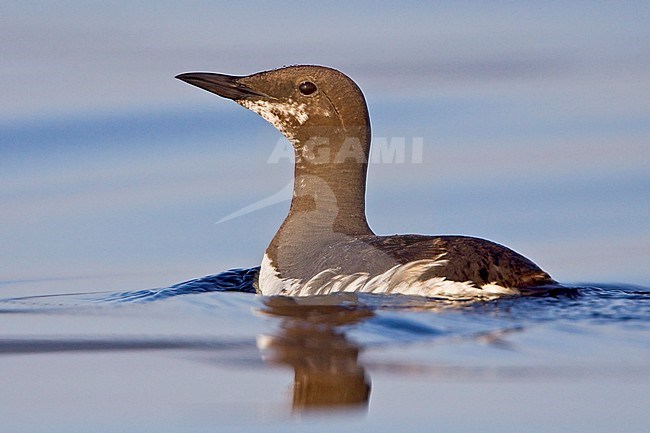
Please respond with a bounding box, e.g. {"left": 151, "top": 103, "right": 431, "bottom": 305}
{"left": 257, "top": 296, "right": 373, "bottom": 411}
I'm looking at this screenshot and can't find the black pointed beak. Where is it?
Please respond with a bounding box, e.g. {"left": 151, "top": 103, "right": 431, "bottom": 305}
{"left": 175, "top": 72, "right": 268, "bottom": 100}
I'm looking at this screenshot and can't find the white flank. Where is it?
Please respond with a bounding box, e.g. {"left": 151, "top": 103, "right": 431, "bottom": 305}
{"left": 259, "top": 253, "right": 298, "bottom": 295}
{"left": 259, "top": 253, "right": 520, "bottom": 300}
{"left": 238, "top": 99, "right": 308, "bottom": 140}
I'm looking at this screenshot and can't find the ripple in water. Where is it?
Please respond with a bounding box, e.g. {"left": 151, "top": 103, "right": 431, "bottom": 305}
{"left": 1, "top": 267, "right": 648, "bottom": 325}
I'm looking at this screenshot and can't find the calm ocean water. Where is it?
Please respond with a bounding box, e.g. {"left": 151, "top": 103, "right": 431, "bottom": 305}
{"left": 1, "top": 269, "right": 648, "bottom": 432}
{"left": 2, "top": 86, "right": 649, "bottom": 433}
{"left": 2, "top": 91, "right": 649, "bottom": 432}
{"left": 2, "top": 2, "right": 650, "bottom": 431}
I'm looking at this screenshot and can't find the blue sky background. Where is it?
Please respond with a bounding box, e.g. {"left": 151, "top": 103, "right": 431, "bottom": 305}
{"left": 1, "top": 1, "right": 649, "bottom": 293}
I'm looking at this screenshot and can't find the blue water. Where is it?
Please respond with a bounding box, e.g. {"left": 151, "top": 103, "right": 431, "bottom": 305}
{"left": 2, "top": 80, "right": 648, "bottom": 433}
{"left": 2, "top": 85, "right": 648, "bottom": 433}
{"left": 1, "top": 269, "right": 648, "bottom": 432}
{"left": 3, "top": 3, "right": 650, "bottom": 431}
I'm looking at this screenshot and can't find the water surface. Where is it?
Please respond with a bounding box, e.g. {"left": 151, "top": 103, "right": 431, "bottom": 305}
{"left": 1, "top": 270, "right": 648, "bottom": 432}
{"left": 2, "top": 3, "right": 649, "bottom": 431}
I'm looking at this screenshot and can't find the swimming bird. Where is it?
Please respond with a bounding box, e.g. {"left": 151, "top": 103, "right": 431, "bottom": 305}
{"left": 176, "top": 65, "right": 556, "bottom": 299}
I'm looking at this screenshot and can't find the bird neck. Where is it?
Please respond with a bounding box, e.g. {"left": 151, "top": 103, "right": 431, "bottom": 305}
{"left": 283, "top": 126, "right": 373, "bottom": 238}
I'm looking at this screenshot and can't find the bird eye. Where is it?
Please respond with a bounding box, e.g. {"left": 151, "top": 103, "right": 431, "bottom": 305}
{"left": 299, "top": 81, "right": 317, "bottom": 95}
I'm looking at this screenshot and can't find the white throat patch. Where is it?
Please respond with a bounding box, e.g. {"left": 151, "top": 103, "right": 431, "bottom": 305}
{"left": 238, "top": 99, "right": 308, "bottom": 141}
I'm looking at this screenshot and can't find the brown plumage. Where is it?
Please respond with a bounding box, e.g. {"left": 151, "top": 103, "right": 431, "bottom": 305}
{"left": 176, "top": 65, "right": 556, "bottom": 297}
